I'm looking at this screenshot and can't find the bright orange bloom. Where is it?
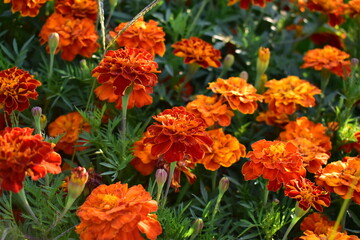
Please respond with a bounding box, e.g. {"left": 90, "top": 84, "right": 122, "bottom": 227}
{"left": 0, "top": 127, "right": 61, "bottom": 194}
{"left": 301, "top": 45, "right": 351, "bottom": 78}
{"left": 0, "top": 67, "right": 41, "bottom": 115}
{"left": 186, "top": 95, "right": 234, "bottom": 128}
{"left": 55, "top": 0, "right": 98, "bottom": 21}
{"left": 256, "top": 110, "right": 290, "bottom": 126}
{"left": 92, "top": 47, "right": 160, "bottom": 96}
{"left": 172, "top": 37, "right": 222, "bottom": 68}
{"left": 4, "top": 0, "right": 48, "bottom": 17}
{"left": 227, "top": 0, "right": 272, "bottom": 9}
{"left": 198, "top": 128, "right": 246, "bottom": 171}
{"left": 208, "top": 77, "right": 263, "bottom": 114}
{"left": 300, "top": 213, "right": 339, "bottom": 235}
{"left": 304, "top": 0, "right": 347, "bottom": 26}
{"left": 131, "top": 135, "right": 158, "bottom": 176}
{"left": 300, "top": 229, "right": 360, "bottom": 240}
{"left": 347, "top": 0, "right": 360, "bottom": 18}
{"left": 109, "top": 17, "right": 166, "bottom": 57}
{"left": 39, "top": 13, "right": 99, "bottom": 61}
{"left": 47, "top": 112, "right": 91, "bottom": 155}
{"left": 242, "top": 139, "right": 305, "bottom": 191}
{"left": 316, "top": 156, "right": 360, "bottom": 204}
{"left": 76, "top": 182, "right": 162, "bottom": 240}
{"left": 144, "top": 106, "right": 213, "bottom": 163}
{"left": 263, "top": 76, "right": 321, "bottom": 115}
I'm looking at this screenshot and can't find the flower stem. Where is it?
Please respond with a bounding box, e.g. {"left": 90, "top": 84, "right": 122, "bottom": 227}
{"left": 121, "top": 83, "right": 134, "bottom": 142}
{"left": 282, "top": 204, "right": 308, "bottom": 240}
{"left": 177, "top": 63, "right": 199, "bottom": 100}
{"left": 16, "top": 188, "right": 39, "bottom": 224}
{"left": 48, "top": 50, "right": 55, "bottom": 81}
{"left": 320, "top": 69, "right": 331, "bottom": 95}
{"left": 162, "top": 161, "right": 177, "bottom": 208}
{"left": 263, "top": 184, "right": 269, "bottom": 208}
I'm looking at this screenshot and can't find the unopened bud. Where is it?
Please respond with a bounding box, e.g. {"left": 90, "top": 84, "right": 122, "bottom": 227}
{"left": 256, "top": 47, "right": 270, "bottom": 77}
{"left": 109, "top": 0, "right": 118, "bottom": 11}
{"left": 219, "top": 177, "right": 230, "bottom": 194}
{"left": 351, "top": 58, "right": 359, "bottom": 67}
{"left": 68, "top": 167, "right": 89, "bottom": 200}
{"left": 223, "top": 54, "right": 235, "bottom": 71}
{"left": 156, "top": 169, "right": 168, "bottom": 187}
{"left": 240, "top": 71, "right": 249, "bottom": 80}
{"left": 48, "top": 32, "right": 59, "bottom": 55}
{"left": 190, "top": 218, "right": 203, "bottom": 239}
{"left": 31, "top": 106, "right": 42, "bottom": 118}
{"left": 40, "top": 114, "right": 47, "bottom": 130}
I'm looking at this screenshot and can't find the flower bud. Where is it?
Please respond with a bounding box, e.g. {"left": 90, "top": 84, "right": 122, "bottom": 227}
{"left": 48, "top": 32, "right": 59, "bottom": 55}
{"left": 240, "top": 71, "right": 249, "bottom": 80}
{"left": 32, "top": 107, "right": 44, "bottom": 134}
{"left": 219, "top": 176, "right": 230, "bottom": 195}
{"left": 156, "top": 169, "right": 168, "bottom": 187}
{"left": 223, "top": 54, "right": 235, "bottom": 71}
{"left": 40, "top": 114, "right": 47, "bottom": 130}
{"left": 351, "top": 58, "right": 359, "bottom": 67}
{"left": 109, "top": 0, "right": 118, "bottom": 11}
{"left": 68, "top": 167, "right": 89, "bottom": 200}
{"left": 190, "top": 218, "right": 203, "bottom": 239}
{"left": 255, "top": 47, "right": 270, "bottom": 92}
{"left": 31, "top": 106, "right": 42, "bottom": 118}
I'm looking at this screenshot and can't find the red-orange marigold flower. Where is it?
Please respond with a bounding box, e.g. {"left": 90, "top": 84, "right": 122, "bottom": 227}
{"left": 47, "top": 112, "right": 91, "bottom": 155}
{"left": 109, "top": 17, "right": 166, "bottom": 57}
{"left": 131, "top": 135, "right": 158, "bottom": 176}
{"left": 92, "top": 47, "right": 160, "bottom": 96}
{"left": 227, "top": 0, "right": 272, "bottom": 9}
{"left": 301, "top": 45, "right": 351, "bottom": 78}
{"left": 185, "top": 95, "right": 234, "bottom": 128}
{"left": 300, "top": 213, "right": 339, "bottom": 235}
{"left": 256, "top": 110, "right": 290, "bottom": 126}
{"left": 172, "top": 37, "right": 222, "bottom": 68}
{"left": 347, "top": 0, "right": 360, "bottom": 18}
{"left": 242, "top": 139, "right": 305, "bottom": 191}
{"left": 39, "top": 13, "right": 99, "bottom": 61}
{"left": 76, "top": 182, "right": 162, "bottom": 240}
{"left": 263, "top": 76, "right": 321, "bottom": 115}
{"left": 310, "top": 32, "right": 345, "bottom": 49}
{"left": 144, "top": 106, "right": 213, "bottom": 163}
{"left": 4, "top": 0, "right": 48, "bottom": 17}
{"left": 305, "top": 0, "right": 347, "bottom": 26}
{"left": 208, "top": 77, "right": 263, "bottom": 114}
{"left": 198, "top": 128, "right": 246, "bottom": 171}
{"left": 0, "top": 67, "right": 41, "bottom": 115}
{"left": 55, "top": 0, "right": 98, "bottom": 21}
{"left": 0, "top": 127, "right": 61, "bottom": 194}
{"left": 300, "top": 229, "right": 360, "bottom": 240}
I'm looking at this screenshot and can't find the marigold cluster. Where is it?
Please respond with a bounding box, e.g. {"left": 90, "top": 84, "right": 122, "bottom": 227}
{"left": 300, "top": 213, "right": 339, "bottom": 236}
{"left": 208, "top": 77, "right": 263, "bottom": 114}
{"left": 0, "top": 127, "right": 62, "bottom": 194}
{"left": 227, "top": 0, "right": 272, "bottom": 9}
{"left": 0, "top": 67, "right": 41, "bottom": 115}
{"left": 263, "top": 76, "right": 321, "bottom": 115}
{"left": 76, "top": 182, "right": 162, "bottom": 240}
{"left": 55, "top": 0, "right": 98, "bottom": 21}
{"left": 110, "top": 17, "right": 166, "bottom": 57}
{"left": 172, "top": 37, "right": 222, "bottom": 68}
{"left": 301, "top": 45, "right": 351, "bottom": 78}
{"left": 302, "top": 0, "right": 347, "bottom": 26}
{"left": 4, "top": 0, "right": 48, "bottom": 17}
{"left": 300, "top": 229, "right": 360, "bottom": 240}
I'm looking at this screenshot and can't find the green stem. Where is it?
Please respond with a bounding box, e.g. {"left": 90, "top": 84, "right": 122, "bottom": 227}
{"left": 186, "top": 0, "right": 208, "bottom": 37}
{"left": 263, "top": 184, "right": 269, "bottom": 208}
{"left": 156, "top": 182, "right": 165, "bottom": 203}
{"left": 177, "top": 63, "right": 199, "bottom": 100}
{"left": 282, "top": 204, "right": 308, "bottom": 240}
{"left": 48, "top": 50, "right": 54, "bottom": 81}
{"left": 162, "top": 161, "right": 177, "bottom": 208}
{"left": 16, "top": 188, "right": 39, "bottom": 224}
{"left": 320, "top": 69, "right": 331, "bottom": 95}
{"left": 121, "top": 83, "right": 134, "bottom": 142}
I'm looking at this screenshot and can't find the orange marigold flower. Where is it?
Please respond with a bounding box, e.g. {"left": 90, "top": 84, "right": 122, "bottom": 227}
{"left": 305, "top": 0, "right": 346, "bottom": 26}
{"left": 172, "top": 37, "right": 222, "bottom": 68}
{"left": 300, "top": 212, "right": 339, "bottom": 235}
{"left": 300, "top": 229, "right": 360, "bottom": 240}
{"left": 76, "top": 182, "right": 162, "bottom": 240}
{"left": 144, "top": 106, "right": 213, "bottom": 163}
{"left": 242, "top": 139, "right": 305, "bottom": 191}
{"left": 0, "top": 67, "right": 41, "bottom": 115}
{"left": 47, "top": 112, "right": 91, "bottom": 155}
{"left": 256, "top": 110, "right": 290, "bottom": 126}
{"left": 316, "top": 156, "right": 360, "bottom": 204}
{"left": 285, "top": 177, "right": 330, "bottom": 212}
{"left": 227, "top": 0, "right": 272, "bottom": 9}
{"left": 198, "top": 128, "right": 246, "bottom": 171}
{"left": 92, "top": 47, "right": 160, "bottom": 96}
{"left": 109, "top": 17, "right": 166, "bottom": 57}
{"left": 263, "top": 76, "right": 321, "bottom": 115}
{"left": 131, "top": 135, "right": 158, "bottom": 176}
{"left": 347, "top": 0, "right": 360, "bottom": 18}
{"left": 0, "top": 127, "right": 62, "bottom": 194}
{"left": 4, "top": 0, "right": 48, "bottom": 17}
{"left": 39, "top": 13, "right": 99, "bottom": 61}
{"left": 301, "top": 45, "right": 351, "bottom": 78}
{"left": 208, "top": 77, "right": 263, "bottom": 114}
{"left": 55, "top": 0, "right": 98, "bottom": 21}
{"left": 186, "top": 95, "right": 234, "bottom": 128}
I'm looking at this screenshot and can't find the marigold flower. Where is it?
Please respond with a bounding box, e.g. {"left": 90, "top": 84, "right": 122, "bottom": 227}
{"left": 347, "top": 0, "right": 360, "bottom": 18}
{"left": 47, "top": 112, "right": 91, "bottom": 155}
{"left": 198, "top": 128, "right": 246, "bottom": 171}
{"left": 76, "top": 182, "right": 162, "bottom": 240}
{"left": 109, "top": 17, "right": 166, "bottom": 57}
{"left": 92, "top": 47, "right": 160, "bottom": 96}
{"left": 172, "top": 37, "right": 222, "bottom": 68}
{"left": 304, "top": 0, "right": 347, "bottom": 26}
{"left": 300, "top": 213, "right": 339, "bottom": 235}
{"left": 0, "top": 127, "right": 62, "bottom": 194}
{"left": 263, "top": 76, "right": 321, "bottom": 115}
{"left": 131, "top": 135, "right": 158, "bottom": 176}
{"left": 39, "top": 13, "right": 99, "bottom": 61}
{"left": 300, "top": 229, "right": 360, "bottom": 240}
{"left": 185, "top": 95, "right": 234, "bottom": 128}
{"left": 256, "top": 110, "right": 290, "bottom": 126}
{"left": 55, "top": 0, "right": 98, "bottom": 21}
{"left": 144, "top": 106, "right": 213, "bottom": 163}
{"left": 208, "top": 77, "right": 263, "bottom": 114}
{"left": 242, "top": 139, "right": 305, "bottom": 191}
{"left": 227, "top": 0, "right": 272, "bottom": 9}
{"left": 0, "top": 67, "right": 41, "bottom": 114}
{"left": 4, "top": 0, "right": 48, "bottom": 17}
{"left": 301, "top": 45, "right": 351, "bottom": 78}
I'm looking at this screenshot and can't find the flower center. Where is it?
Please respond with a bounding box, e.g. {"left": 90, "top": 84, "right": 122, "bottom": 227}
{"left": 100, "top": 194, "right": 120, "bottom": 210}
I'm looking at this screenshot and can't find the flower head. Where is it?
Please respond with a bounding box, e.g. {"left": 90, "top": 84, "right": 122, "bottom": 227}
{"left": 227, "top": 0, "right": 272, "bottom": 9}
{"left": 256, "top": 110, "right": 290, "bottom": 126}
{"left": 304, "top": 0, "right": 346, "bottom": 26}
{"left": 0, "top": 67, "right": 41, "bottom": 114}
{"left": 300, "top": 213, "right": 339, "bottom": 235}
{"left": 55, "top": 0, "right": 98, "bottom": 21}
{"left": 347, "top": 0, "right": 360, "bottom": 18}
{"left": 110, "top": 17, "right": 166, "bottom": 57}
{"left": 131, "top": 135, "right": 158, "bottom": 176}
{"left": 4, "top": 0, "right": 49, "bottom": 17}
{"left": 0, "top": 127, "right": 62, "bottom": 194}
{"left": 208, "top": 77, "right": 263, "bottom": 114}
{"left": 76, "top": 182, "right": 162, "bottom": 240}
{"left": 301, "top": 45, "right": 351, "bottom": 78}
{"left": 172, "top": 37, "right": 222, "bottom": 68}
{"left": 263, "top": 76, "right": 321, "bottom": 115}
{"left": 300, "top": 229, "right": 360, "bottom": 240}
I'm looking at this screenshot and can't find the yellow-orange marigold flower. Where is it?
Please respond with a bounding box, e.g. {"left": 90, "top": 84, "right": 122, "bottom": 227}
{"left": 76, "top": 182, "right": 162, "bottom": 240}
{"left": 0, "top": 67, "right": 41, "bottom": 114}
{"left": 301, "top": 45, "right": 351, "bottom": 78}
{"left": 109, "top": 17, "right": 166, "bottom": 57}
{"left": 256, "top": 110, "right": 290, "bottom": 126}
{"left": 4, "top": 0, "right": 48, "bottom": 17}
{"left": 300, "top": 213, "right": 339, "bottom": 235}
{"left": 47, "top": 112, "right": 90, "bottom": 155}
{"left": 300, "top": 229, "right": 360, "bottom": 240}
{"left": 198, "top": 128, "right": 246, "bottom": 171}
{"left": 0, "top": 127, "right": 62, "bottom": 194}
{"left": 172, "top": 37, "right": 222, "bottom": 68}
{"left": 39, "top": 13, "right": 99, "bottom": 61}
{"left": 55, "top": 0, "right": 98, "bottom": 21}
{"left": 242, "top": 139, "right": 305, "bottom": 191}
{"left": 227, "top": 0, "right": 272, "bottom": 9}
{"left": 347, "top": 0, "right": 360, "bottom": 18}
{"left": 316, "top": 156, "right": 360, "bottom": 204}
{"left": 186, "top": 95, "right": 234, "bottom": 128}
{"left": 209, "top": 77, "right": 263, "bottom": 114}
{"left": 263, "top": 76, "right": 321, "bottom": 115}
{"left": 305, "top": 0, "right": 347, "bottom": 26}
